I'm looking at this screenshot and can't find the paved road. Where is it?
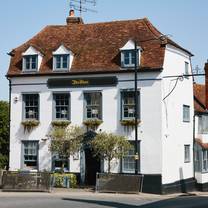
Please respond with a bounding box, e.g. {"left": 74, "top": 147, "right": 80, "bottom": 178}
{"left": 0, "top": 191, "right": 208, "bottom": 208}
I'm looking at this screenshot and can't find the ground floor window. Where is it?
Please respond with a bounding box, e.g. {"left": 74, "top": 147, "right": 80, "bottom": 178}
{"left": 22, "top": 141, "right": 38, "bottom": 170}
{"left": 52, "top": 154, "right": 69, "bottom": 172}
{"left": 202, "top": 150, "right": 208, "bottom": 172}
{"left": 123, "top": 146, "right": 135, "bottom": 173}
{"left": 122, "top": 141, "right": 140, "bottom": 173}
{"left": 194, "top": 144, "right": 208, "bottom": 173}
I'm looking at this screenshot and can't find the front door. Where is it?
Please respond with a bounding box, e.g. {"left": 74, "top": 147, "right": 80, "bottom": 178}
{"left": 84, "top": 148, "right": 100, "bottom": 186}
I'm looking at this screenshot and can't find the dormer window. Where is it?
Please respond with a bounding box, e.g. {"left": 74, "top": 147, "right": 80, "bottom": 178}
{"left": 22, "top": 46, "right": 43, "bottom": 72}
{"left": 53, "top": 45, "right": 73, "bottom": 71}
{"left": 120, "top": 40, "right": 141, "bottom": 68}
{"left": 122, "top": 50, "right": 136, "bottom": 67}
{"left": 54, "top": 54, "right": 69, "bottom": 70}
{"left": 24, "top": 55, "right": 38, "bottom": 71}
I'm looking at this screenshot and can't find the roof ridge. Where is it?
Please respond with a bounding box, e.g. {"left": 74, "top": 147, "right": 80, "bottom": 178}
{"left": 45, "top": 18, "right": 145, "bottom": 28}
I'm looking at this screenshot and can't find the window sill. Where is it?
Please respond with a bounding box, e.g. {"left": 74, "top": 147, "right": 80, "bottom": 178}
{"left": 53, "top": 69, "right": 69, "bottom": 72}
{"left": 22, "top": 70, "right": 38, "bottom": 73}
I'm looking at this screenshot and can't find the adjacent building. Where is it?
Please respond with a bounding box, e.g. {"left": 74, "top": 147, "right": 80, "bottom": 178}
{"left": 7, "top": 11, "right": 195, "bottom": 194}
{"left": 194, "top": 62, "right": 208, "bottom": 191}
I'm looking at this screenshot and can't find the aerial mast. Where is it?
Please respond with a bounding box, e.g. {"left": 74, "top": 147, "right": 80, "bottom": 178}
{"left": 69, "top": 0, "right": 97, "bottom": 17}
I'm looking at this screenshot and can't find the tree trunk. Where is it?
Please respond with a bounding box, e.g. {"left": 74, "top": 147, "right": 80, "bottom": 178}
{"left": 108, "top": 159, "right": 111, "bottom": 173}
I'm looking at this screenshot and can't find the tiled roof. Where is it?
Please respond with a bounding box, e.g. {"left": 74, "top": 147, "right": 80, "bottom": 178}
{"left": 193, "top": 83, "right": 206, "bottom": 113}
{"left": 7, "top": 18, "right": 191, "bottom": 77}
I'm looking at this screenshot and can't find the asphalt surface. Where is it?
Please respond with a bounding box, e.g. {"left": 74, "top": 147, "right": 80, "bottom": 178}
{"left": 0, "top": 191, "right": 208, "bottom": 208}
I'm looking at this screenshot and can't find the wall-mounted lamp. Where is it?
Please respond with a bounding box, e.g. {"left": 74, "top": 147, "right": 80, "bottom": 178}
{"left": 13, "top": 96, "right": 19, "bottom": 103}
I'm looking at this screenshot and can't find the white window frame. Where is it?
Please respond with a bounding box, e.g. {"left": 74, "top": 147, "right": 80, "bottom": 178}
{"left": 121, "top": 90, "right": 140, "bottom": 120}
{"left": 184, "top": 145, "right": 190, "bottom": 163}
{"left": 185, "top": 61, "right": 189, "bottom": 77}
{"left": 22, "top": 93, "right": 39, "bottom": 121}
{"left": 53, "top": 93, "right": 70, "bottom": 120}
{"left": 23, "top": 55, "right": 38, "bottom": 71}
{"left": 53, "top": 54, "right": 70, "bottom": 71}
{"left": 84, "top": 92, "right": 102, "bottom": 120}
{"left": 121, "top": 50, "right": 137, "bottom": 68}
{"left": 22, "top": 141, "right": 39, "bottom": 170}
{"left": 122, "top": 145, "right": 135, "bottom": 173}
{"left": 183, "top": 105, "right": 190, "bottom": 122}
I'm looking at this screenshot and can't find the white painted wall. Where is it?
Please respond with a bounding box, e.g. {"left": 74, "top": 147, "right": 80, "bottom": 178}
{"left": 9, "top": 72, "right": 163, "bottom": 176}
{"left": 161, "top": 44, "right": 194, "bottom": 184}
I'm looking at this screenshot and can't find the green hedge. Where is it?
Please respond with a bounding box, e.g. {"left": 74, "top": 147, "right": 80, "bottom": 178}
{"left": 52, "top": 173, "right": 77, "bottom": 188}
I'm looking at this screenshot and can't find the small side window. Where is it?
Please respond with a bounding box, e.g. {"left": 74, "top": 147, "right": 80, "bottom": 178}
{"left": 183, "top": 105, "right": 190, "bottom": 122}
{"left": 184, "top": 145, "right": 190, "bottom": 163}
{"left": 185, "top": 62, "right": 189, "bottom": 78}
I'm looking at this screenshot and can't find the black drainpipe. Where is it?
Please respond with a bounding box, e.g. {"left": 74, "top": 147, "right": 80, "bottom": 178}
{"left": 6, "top": 76, "right": 11, "bottom": 170}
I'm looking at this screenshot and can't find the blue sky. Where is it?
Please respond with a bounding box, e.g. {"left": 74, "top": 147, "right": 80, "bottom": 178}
{"left": 0, "top": 0, "right": 208, "bottom": 101}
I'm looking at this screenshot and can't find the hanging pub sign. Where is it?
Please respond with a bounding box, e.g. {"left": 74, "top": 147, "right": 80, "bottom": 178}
{"left": 47, "top": 76, "right": 118, "bottom": 88}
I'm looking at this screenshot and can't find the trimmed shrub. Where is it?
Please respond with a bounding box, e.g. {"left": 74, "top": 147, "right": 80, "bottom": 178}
{"left": 52, "top": 173, "right": 77, "bottom": 188}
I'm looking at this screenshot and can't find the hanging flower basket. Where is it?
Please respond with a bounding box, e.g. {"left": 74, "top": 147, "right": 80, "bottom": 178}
{"left": 21, "top": 119, "right": 40, "bottom": 133}
{"left": 51, "top": 120, "right": 71, "bottom": 128}
{"left": 120, "top": 119, "right": 141, "bottom": 127}
{"left": 83, "top": 119, "right": 103, "bottom": 129}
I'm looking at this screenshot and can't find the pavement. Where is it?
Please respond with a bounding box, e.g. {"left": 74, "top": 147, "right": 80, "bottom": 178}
{"left": 0, "top": 189, "right": 208, "bottom": 208}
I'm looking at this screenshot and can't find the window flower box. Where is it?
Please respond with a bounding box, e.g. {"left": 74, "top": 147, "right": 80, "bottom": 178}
{"left": 83, "top": 119, "right": 103, "bottom": 129}
{"left": 51, "top": 120, "right": 71, "bottom": 128}
{"left": 120, "top": 119, "right": 141, "bottom": 127}
{"left": 21, "top": 119, "right": 40, "bottom": 133}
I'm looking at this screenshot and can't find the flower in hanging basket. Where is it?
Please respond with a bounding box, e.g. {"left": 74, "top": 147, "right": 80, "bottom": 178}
{"left": 51, "top": 120, "right": 71, "bottom": 128}
{"left": 83, "top": 119, "right": 103, "bottom": 129}
{"left": 120, "top": 119, "right": 141, "bottom": 126}
{"left": 21, "top": 119, "right": 40, "bottom": 133}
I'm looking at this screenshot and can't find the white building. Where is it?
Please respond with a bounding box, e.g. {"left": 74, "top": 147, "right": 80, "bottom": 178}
{"left": 194, "top": 62, "right": 208, "bottom": 191}
{"left": 7, "top": 11, "right": 195, "bottom": 194}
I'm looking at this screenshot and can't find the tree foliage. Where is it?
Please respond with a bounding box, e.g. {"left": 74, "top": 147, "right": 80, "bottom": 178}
{"left": 49, "top": 125, "right": 85, "bottom": 158}
{"left": 0, "top": 101, "right": 9, "bottom": 169}
{"left": 91, "top": 132, "right": 132, "bottom": 173}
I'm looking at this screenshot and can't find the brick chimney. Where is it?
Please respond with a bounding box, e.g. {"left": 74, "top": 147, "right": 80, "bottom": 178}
{"left": 66, "top": 9, "right": 84, "bottom": 25}
{"left": 205, "top": 60, "right": 208, "bottom": 109}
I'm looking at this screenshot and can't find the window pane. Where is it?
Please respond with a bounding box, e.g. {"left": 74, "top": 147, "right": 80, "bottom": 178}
{"left": 131, "top": 51, "right": 136, "bottom": 65}
{"left": 62, "top": 55, "right": 68, "bottom": 68}
{"left": 25, "top": 57, "right": 30, "bottom": 70}
{"left": 124, "top": 51, "right": 130, "bottom": 65}
{"left": 54, "top": 94, "right": 70, "bottom": 120}
{"left": 184, "top": 145, "right": 190, "bottom": 162}
{"left": 24, "top": 94, "right": 39, "bottom": 120}
{"left": 122, "top": 91, "right": 139, "bottom": 119}
{"left": 24, "top": 55, "right": 37, "bottom": 70}
{"left": 23, "top": 141, "right": 38, "bottom": 169}
{"left": 183, "top": 105, "right": 190, "bottom": 122}
{"left": 55, "top": 56, "right": 61, "bottom": 68}
{"left": 84, "top": 92, "right": 102, "bottom": 119}
{"left": 123, "top": 144, "right": 135, "bottom": 172}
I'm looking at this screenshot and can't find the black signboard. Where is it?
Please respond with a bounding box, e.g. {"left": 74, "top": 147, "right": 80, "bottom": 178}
{"left": 47, "top": 76, "right": 118, "bottom": 88}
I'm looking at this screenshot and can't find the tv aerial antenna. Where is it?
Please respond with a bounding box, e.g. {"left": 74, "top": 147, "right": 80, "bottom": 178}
{"left": 69, "top": 0, "right": 97, "bottom": 17}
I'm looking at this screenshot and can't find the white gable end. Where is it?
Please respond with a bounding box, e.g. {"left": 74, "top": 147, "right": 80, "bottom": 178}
{"left": 120, "top": 40, "right": 135, "bottom": 50}
{"left": 22, "top": 46, "right": 42, "bottom": 56}
{"left": 53, "top": 45, "right": 72, "bottom": 55}
{"left": 53, "top": 45, "right": 74, "bottom": 70}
